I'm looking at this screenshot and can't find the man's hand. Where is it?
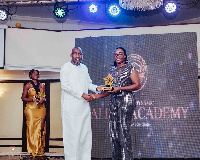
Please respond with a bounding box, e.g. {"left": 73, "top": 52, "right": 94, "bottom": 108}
{"left": 96, "top": 86, "right": 105, "bottom": 92}
{"left": 82, "top": 93, "right": 94, "bottom": 102}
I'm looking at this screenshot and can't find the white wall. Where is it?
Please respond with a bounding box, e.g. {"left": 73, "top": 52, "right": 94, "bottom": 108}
{"left": 5, "top": 24, "right": 200, "bottom": 72}
{"left": 0, "top": 83, "right": 23, "bottom": 152}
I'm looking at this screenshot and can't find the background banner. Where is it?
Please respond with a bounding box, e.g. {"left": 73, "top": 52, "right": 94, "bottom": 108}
{"left": 76, "top": 32, "right": 199, "bottom": 158}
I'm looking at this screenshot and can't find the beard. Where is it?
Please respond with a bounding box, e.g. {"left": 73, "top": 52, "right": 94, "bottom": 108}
{"left": 71, "top": 59, "right": 81, "bottom": 65}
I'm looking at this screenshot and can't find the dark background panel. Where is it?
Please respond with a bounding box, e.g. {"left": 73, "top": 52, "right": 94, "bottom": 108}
{"left": 164, "top": 32, "right": 197, "bottom": 64}
{"left": 75, "top": 32, "right": 199, "bottom": 158}
{"left": 166, "top": 62, "right": 198, "bottom": 96}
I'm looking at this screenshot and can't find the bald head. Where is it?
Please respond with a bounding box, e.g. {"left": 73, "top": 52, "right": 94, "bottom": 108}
{"left": 70, "top": 47, "right": 83, "bottom": 66}
{"left": 72, "top": 47, "right": 82, "bottom": 54}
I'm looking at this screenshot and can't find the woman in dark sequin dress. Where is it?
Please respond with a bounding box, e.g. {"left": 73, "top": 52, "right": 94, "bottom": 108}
{"left": 92, "top": 47, "right": 141, "bottom": 160}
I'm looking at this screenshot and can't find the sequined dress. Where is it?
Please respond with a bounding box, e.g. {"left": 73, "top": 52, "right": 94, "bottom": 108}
{"left": 24, "top": 82, "right": 46, "bottom": 157}
{"left": 109, "top": 63, "right": 136, "bottom": 160}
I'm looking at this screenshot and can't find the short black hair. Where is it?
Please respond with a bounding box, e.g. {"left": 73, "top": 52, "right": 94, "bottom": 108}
{"left": 114, "top": 47, "right": 128, "bottom": 67}
{"left": 29, "top": 69, "right": 39, "bottom": 79}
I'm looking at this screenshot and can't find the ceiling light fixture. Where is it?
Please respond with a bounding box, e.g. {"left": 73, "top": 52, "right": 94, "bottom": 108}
{"left": 0, "top": 8, "right": 8, "bottom": 21}
{"left": 108, "top": 4, "right": 121, "bottom": 16}
{"left": 163, "top": 0, "right": 178, "bottom": 19}
{"left": 89, "top": 4, "right": 98, "bottom": 13}
{"left": 165, "top": 2, "right": 177, "bottom": 13}
{"left": 53, "top": 3, "right": 68, "bottom": 18}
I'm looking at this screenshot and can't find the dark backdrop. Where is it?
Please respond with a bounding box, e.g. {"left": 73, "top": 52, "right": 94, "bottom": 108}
{"left": 76, "top": 32, "right": 199, "bottom": 158}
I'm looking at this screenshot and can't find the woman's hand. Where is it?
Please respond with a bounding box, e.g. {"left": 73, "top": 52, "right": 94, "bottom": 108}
{"left": 96, "top": 86, "right": 105, "bottom": 92}
{"left": 109, "top": 87, "right": 121, "bottom": 94}
{"left": 32, "top": 98, "right": 38, "bottom": 103}
{"left": 39, "top": 97, "right": 46, "bottom": 104}
{"left": 96, "top": 86, "right": 102, "bottom": 92}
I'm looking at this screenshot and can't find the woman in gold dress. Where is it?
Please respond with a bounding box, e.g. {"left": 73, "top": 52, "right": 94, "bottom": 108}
{"left": 21, "top": 69, "right": 46, "bottom": 157}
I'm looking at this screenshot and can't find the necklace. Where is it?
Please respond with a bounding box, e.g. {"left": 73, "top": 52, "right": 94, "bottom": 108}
{"left": 30, "top": 80, "right": 40, "bottom": 94}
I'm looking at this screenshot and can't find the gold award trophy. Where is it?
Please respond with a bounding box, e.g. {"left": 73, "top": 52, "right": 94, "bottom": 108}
{"left": 101, "top": 73, "right": 114, "bottom": 91}
{"left": 34, "top": 88, "right": 46, "bottom": 105}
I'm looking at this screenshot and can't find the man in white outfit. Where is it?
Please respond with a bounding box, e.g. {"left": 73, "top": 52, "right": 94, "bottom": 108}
{"left": 60, "top": 47, "right": 99, "bottom": 160}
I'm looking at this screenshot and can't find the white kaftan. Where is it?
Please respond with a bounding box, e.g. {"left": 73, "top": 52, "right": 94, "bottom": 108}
{"left": 60, "top": 62, "right": 97, "bottom": 160}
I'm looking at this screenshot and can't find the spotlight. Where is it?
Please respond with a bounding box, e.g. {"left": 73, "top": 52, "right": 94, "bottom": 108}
{"left": 108, "top": 4, "right": 121, "bottom": 16}
{"left": 163, "top": 1, "right": 178, "bottom": 19}
{"left": 81, "top": 3, "right": 101, "bottom": 20}
{"left": 106, "top": 3, "right": 121, "bottom": 21}
{"left": 54, "top": 7, "right": 66, "bottom": 18}
{"left": 165, "top": 2, "right": 177, "bottom": 13}
{"left": 0, "top": 8, "right": 8, "bottom": 21}
{"left": 89, "top": 4, "right": 98, "bottom": 13}
{"left": 54, "top": 3, "right": 68, "bottom": 18}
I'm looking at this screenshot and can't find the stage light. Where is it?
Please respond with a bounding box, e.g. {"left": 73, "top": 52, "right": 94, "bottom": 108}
{"left": 53, "top": 3, "right": 68, "bottom": 18}
{"left": 163, "top": 1, "right": 178, "bottom": 19}
{"left": 81, "top": 3, "right": 101, "bottom": 20}
{"left": 54, "top": 7, "right": 66, "bottom": 18}
{"left": 0, "top": 8, "right": 8, "bottom": 21}
{"left": 108, "top": 4, "right": 121, "bottom": 16}
{"left": 165, "top": 2, "right": 177, "bottom": 13}
{"left": 106, "top": 3, "right": 121, "bottom": 21}
{"left": 89, "top": 4, "right": 98, "bottom": 13}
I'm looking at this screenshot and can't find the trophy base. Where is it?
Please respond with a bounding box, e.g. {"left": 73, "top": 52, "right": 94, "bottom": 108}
{"left": 101, "top": 86, "right": 114, "bottom": 91}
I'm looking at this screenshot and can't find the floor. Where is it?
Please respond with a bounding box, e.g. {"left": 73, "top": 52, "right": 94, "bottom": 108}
{"left": 0, "top": 152, "right": 64, "bottom": 160}
{"left": 0, "top": 153, "right": 198, "bottom": 160}
{"left": 0, "top": 156, "right": 112, "bottom": 160}
{"left": 0, "top": 152, "right": 112, "bottom": 160}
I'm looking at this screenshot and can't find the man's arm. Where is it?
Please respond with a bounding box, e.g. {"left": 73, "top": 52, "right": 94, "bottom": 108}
{"left": 82, "top": 93, "right": 93, "bottom": 102}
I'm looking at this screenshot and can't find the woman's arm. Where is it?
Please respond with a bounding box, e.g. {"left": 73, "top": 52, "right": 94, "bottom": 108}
{"left": 110, "top": 69, "right": 141, "bottom": 94}
{"left": 21, "top": 83, "right": 35, "bottom": 102}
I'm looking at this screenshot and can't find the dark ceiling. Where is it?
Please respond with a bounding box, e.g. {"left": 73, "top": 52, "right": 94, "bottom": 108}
{"left": 0, "top": 0, "right": 200, "bottom": 27}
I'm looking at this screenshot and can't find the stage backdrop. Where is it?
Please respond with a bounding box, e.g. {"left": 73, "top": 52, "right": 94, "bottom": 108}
{"left": 76, "top": 32, "right": 199, "bottom": 158}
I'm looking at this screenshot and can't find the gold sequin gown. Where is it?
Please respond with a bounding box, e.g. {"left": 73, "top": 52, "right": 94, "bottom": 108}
{"left": 24, "top": 83, "right": 46, "bottom": 157}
